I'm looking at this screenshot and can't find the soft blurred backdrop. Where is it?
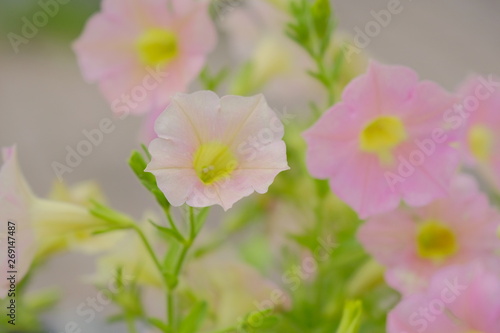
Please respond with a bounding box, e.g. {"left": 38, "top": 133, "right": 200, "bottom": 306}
{"left": 1, "top": 0, "right": 499, "bottom": 331}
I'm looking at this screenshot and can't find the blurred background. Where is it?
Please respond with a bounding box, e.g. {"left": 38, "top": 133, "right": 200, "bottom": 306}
{"left": 1, "top": 0, "right": 499, "bottom": 331}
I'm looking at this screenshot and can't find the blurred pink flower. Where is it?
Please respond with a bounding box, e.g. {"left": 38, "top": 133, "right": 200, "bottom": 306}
{"left": 304, "top": 61, "right": 460, "bottom": 218}
{"left": 458, "top": 75, "right": 500, "bottom": 189}
{"left": 358, "top": 175, "right": 500, "bottom": 295}
{"left": 146, "top": 91, "right": 289, "bottom": 210}
{"left": 73, "top": 0, "right": 216, "bottom": 115}
{"left": 387, "top": 262, "right": 500, "bottom": 333}
{"left": 140, "top": 104, "right": 167, "bottom": 143}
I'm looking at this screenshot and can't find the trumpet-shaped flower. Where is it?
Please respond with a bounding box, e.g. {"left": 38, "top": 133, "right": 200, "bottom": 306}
{"left": 90, "top": 218, "right": 163, "bottom": 288}
{"left": 358, "top": 175, "right": 500, "bottom": 295}
{"left": 73, "top": 0, "right": 216, "bottom": 115}
{"left": 0, "top": 147, "right": 37, "bottom": 298}
{"left": 458, "top": 75, "right": 500, "bottom": 189}
{"left": 146, "top": 91, "right": 289, "bottom": 210}
{"left": 304, "top": 61, "right": 460, "bottom": 218}
{"left": 0, "top": 146, "right": 126, "bottom": 297}
{"left": 184, "top": 251, "right": 289, "bottom": 329}
{"left": 387, "top": 263, "right": 500, "bottom": 333}
{"left": 48, "top": 180, "right": 106, "bottom": 207}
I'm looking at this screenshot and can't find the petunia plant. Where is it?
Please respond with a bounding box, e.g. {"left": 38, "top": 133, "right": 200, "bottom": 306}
{"left": 2, "top": 0, "right": 500, "bottom": 333}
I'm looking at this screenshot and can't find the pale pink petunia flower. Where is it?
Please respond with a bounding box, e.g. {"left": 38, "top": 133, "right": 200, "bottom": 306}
{"left": 0, "top": 147, "right": 37, "bottom": 298}
{"left": 0, "top": 146, "right": 126, "bottom": 298}
{"left": 73, "top": 0, "right": 217, "bottom": 115}
{"left": 358, "top": 175, "right": 500, "bottom": 295}
{"left": 146, "top": 91, "right": 289, "bottom": 210}
{"left": 457, "top": 75, "right": 500, "bottom": 189}
{"left": 387, "top": 262, "right": 500, "bottom": 333}
{"left": 304, "top": 61, "right": 460, "bottom": 218}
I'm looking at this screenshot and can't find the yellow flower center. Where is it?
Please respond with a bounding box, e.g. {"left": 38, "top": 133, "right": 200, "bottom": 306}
{"left": 416, "top": 221, "right": 458, "bottom": 262}
{"left": 137, "top": 28, "right": 179, "bottom": 66}
{"left": 359, "top": 116, "right": 407, "bottom": 164}
{"left": 193, "top": 142, "right": 238, "bottom": 184}
{"left": 468, "top": 124, "right": 495, "bottom": 162}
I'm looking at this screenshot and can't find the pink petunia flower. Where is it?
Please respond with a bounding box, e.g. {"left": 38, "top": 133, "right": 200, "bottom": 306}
{"left": 145, "top": 91, "right": 289, "bottom": 210}
{"left": 73, "top": 0, "right": 217, "bottom": 115}
{"left": 387, "top": 262, "right": 500, "bottom": 333}
{"left": 358, "top": 175, "right": 500, "bottom": 295}
{"left": 303, "top": 61, "right": 460, "bottom": 218}
{"left": 457, "top": 75, "right": 500, "bottom": 189}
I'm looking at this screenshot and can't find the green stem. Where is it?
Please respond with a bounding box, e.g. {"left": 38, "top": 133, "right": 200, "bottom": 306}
{"left": 189, "top": 206, "right": 196, "bottom": 240}
{"left": 168, "top": 206, "right": 209, "bottom": 331}
{"left": 126, "top": 316, "right": 138, "bottom": 333}
{"left": 313, "top": 54, "right": 336, "bottom": 107}
{"left": 206, "top": 327, "right": 237, "bottom": 333}
{"left": 174, "top": 207, "right": 197, "bottom": 275}
{"left": 133, "top": 207, "right": 209, "bottom": 331}
{"left": 134, "top": 223, "right": 178, "bottom": 332}
{"left": 164, "top": 207, "right": 183, "bottom": 239}
{"left": 168, "top": 292, "right": 175, "bottom": 330}
{"left": 132, "top": 225, "right": 164, "bottom": 277}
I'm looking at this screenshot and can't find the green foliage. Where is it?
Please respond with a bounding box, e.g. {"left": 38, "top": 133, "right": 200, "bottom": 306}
{"left": 179, "top": 301, "right": 208, "bottom": 333}
{"left": 200, "top": 66, "right": 230, "bottom": 92}
{"left": 0, "top": 1, "right": 100, "bottom": 41}
{"left": 336, "top": 301, "right": 363, "bottom": 333}
{"left": 287, "top": 0, "right": 342, "bottom": 106}
{"left": 89, "top": 200, "right": 136, "bottom": 229}
{"left": 129, "top": 149, "right": 170, "bottom": 210}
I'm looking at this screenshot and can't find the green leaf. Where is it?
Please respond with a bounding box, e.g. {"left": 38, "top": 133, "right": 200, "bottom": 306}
{"left": 129, "top": 150, "right": 170, "bottom": 209}
{"left": 25, "top": 288, "right": 60, "bottom": 312}
{"left": 106, "top": 313, "right": 126, "bottom": 323}
{"left": 200, "top": 66, "right": 229, "bottom": 91}
{"left": 335, "top": 300, "right": 363, "bottom": 333}
{"left": 230, "top": 61, "right": 257, "bottom": 95}
{"left": 91, "top": 227, "right": 127, "bottom": 235}
{"left": 288, "top": 231, "right": 318, "bottom": 252}
{"left": 163, "top": 241, "right": 183, "bottom": 288}
{"left": 194, "top": 207, "right": 210, "bottom": 234}
{"left": 148, "top": 219, "right": 185, "bottom": 243}
{"left": 141, "top": 143, "right": 152, "bottom": 160}
{"left": 311, "top": 0, "right": 332, "bottom": 39}
{"left": 148, "top": 317, "right": 171, "bottom": 332}
{"left": 179, "top": 301, "right": 208, "bottom": 333}
{"left": 240, "top": 234, "right": 273, "bottom": 273}
{"left": 163, "top": 271, "right": 179, "bottom": 289}
{"left": 89, "top": 200, "right": 135, "bottom": 228}
{"left": 314, "top": 178, "right": 330, "bottom": 199}
{"left": 257, "top": 314, "right": 280, "bottom": 329}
